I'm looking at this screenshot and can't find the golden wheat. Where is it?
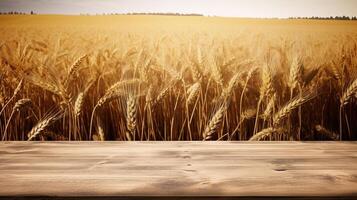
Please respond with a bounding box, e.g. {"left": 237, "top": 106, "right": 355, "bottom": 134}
{"left": 0, "top": 15, "right": 356, "bottom": 141}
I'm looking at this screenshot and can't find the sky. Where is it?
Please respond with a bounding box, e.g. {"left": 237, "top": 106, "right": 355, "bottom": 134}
{"left": 0, "top": 0, "right": 357, "bottom": 18}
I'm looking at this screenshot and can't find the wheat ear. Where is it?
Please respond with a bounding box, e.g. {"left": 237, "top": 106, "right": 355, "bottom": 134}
{"left": 0, "top": 79, "right": 23, "bottom": 117}
{"left": 89, "top": 83, "right": 125, "bottom": 139}
{"left": 2, "top": 98, "right": 31, "bottom": 140}
{"left": 249, "top": 128, "right": 282, "bottom": 141}
{"left": 126, "top": 95, "right": 137, "bottom": 140}
{"left": 222, "top": 72, "right": 242, "bottom": 101}
{"left": 203, "top": 105, "right": 226, "bottom": 141}
{"left": 187, "top": 82, "right": 201, "bottom": 105}
{"left": 154, "top": 85, "right": 171, "bottom": 105}
{"left": 27, "top": 112, "right": 62, "bottom": 141}
{"left": 289, "top": 56, "right": 303, "bottom": 91}
{"left": 68, "top": 55, "right": 87, "bottom": 80}
{"left": 315, "top": 125, "right": 339, "bottom": 140}
{"left": 340, "top": 79, "right": 357, "bottom": 106}
{"left": 74, "top": 92, "right": 84, "bottom": 117}
{"left": 339, "top": 79, "right": 357, "bottom": 140}
{"left": 253, "top": 65, "right": 274, "bottom": 134}
{"left": 98, "top": 124, "right": 105, "bottom": 141}
{"left": 93, "top": 124, "right": 105, "bottom": 141}
{"left": 145, "top": 85, "right": 154, "bottom": 108}
{"left": 262, "top": 94, "right": 276, "bottom": 121}
{"left": 260, "top": 64, "right": 275, "bottom": 99}
{"left": 273, "top": 90, "right": 316, "bottom": 126}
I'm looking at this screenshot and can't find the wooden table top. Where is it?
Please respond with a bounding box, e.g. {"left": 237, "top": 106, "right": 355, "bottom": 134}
{"left": 0, "top": 142, "right": 357, "bottom": 199}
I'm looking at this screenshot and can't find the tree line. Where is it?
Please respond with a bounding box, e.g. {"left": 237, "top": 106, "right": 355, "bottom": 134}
{"left": 125, "top": 12, "right": 203, "bottom": 16}
{"left": 289, "top": 16, "right": 357, "bottom": 20}
{"left": 0, "top": 11, "right": 202, "bottom": 16}
{"left": 0, "top": 11, "right": 36, "bottom": 15}
{"left": 80, "top": 12, "right": 204, "bottom": 16}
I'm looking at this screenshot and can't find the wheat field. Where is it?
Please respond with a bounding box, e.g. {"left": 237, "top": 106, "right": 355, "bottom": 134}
{"left": 0, "top": 15, "right": 357, "bottom": 141}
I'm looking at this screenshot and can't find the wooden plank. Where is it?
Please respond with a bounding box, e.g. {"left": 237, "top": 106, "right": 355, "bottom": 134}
{"left": 0, "top": 142, "right": 356, "bottom": 198}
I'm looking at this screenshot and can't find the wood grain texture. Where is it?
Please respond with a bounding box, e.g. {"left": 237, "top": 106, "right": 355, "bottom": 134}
{"left": 0, "top": 142, "right": 357, "bottom": 198}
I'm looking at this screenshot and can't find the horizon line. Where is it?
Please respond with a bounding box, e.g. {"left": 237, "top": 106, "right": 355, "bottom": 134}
{"left": 1, "top": 11, "right": 357, "bottom": 19}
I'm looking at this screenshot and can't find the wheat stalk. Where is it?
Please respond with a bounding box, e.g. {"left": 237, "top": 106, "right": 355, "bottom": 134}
{"left": 89, "top": 89, "right": 123, "bottom": 139}
{"left": 339, "top": 78, "right": 357, "bottom": 140}
{"left": 239, "top": 67, "right": 257, "bottom": 136}
{"left": 89, "top": 79, "right": 138, "bottom": 138}
{"left": 253, "top": 64, "right": 274, "bottom": 134}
